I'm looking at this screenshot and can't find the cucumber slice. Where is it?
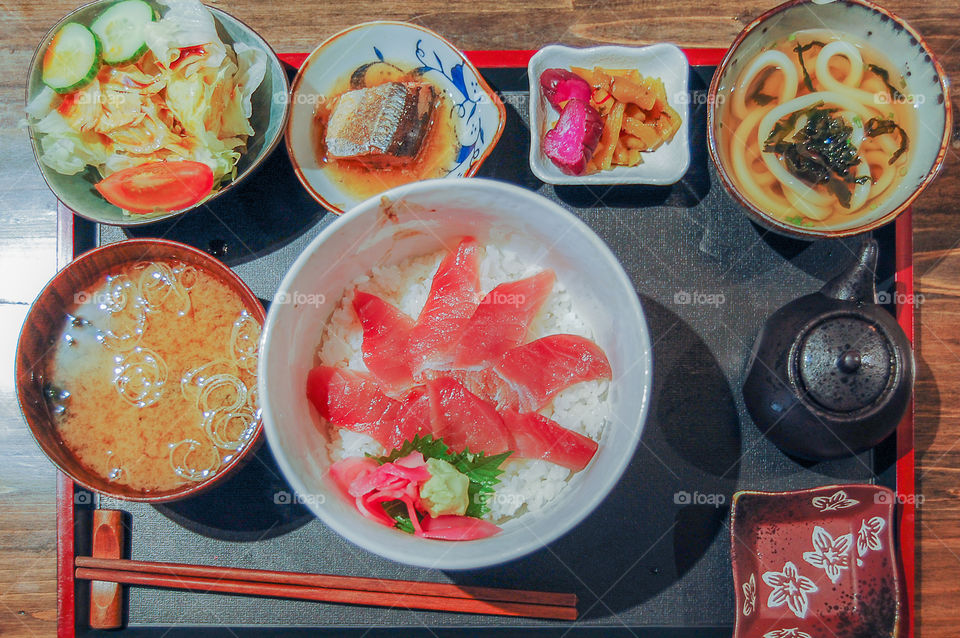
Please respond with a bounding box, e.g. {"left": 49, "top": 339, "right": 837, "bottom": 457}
{"left": 90, "top": 0, "right": 155, "bottom": 66}
{"left": 41, "top": 23, "right": 101, "bottom": 94}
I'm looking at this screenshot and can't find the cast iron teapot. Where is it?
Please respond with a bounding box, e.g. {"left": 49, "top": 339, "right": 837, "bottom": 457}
{"left": 743, "top": 239, "right": 914, "bottom": 460}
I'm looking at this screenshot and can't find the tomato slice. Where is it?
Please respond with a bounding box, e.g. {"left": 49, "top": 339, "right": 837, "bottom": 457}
{"left": 95, "top": 161, "right": 215, "bottom": 214}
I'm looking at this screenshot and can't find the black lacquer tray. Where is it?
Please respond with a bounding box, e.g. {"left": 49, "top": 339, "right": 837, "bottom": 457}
{"left": 54, "top": 54, "right": 911, "bottom": 637}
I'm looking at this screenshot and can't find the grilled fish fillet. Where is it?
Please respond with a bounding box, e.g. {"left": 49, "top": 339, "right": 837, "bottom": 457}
{"left": 325, "top": 82, "right": 437, "bottom": 163}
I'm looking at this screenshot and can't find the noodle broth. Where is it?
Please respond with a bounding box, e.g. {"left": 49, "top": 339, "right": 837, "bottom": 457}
{"left": 45, "top": 259, "right": 261, "bottom": 493}
{"left": 717, "top": 30, "right": 915, "bottom": 229}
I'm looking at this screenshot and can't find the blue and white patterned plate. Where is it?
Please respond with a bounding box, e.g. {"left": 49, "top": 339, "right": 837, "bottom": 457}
{"left": 287, "top": 21, "right": 506, "bottom": 214}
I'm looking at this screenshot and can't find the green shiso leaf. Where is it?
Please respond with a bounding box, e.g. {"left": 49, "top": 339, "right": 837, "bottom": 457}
{"left": 382, "top": 501, "right": 416, "bottom": 533}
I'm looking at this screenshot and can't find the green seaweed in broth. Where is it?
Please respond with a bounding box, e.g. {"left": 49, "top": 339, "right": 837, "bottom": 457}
{"left": 718, "top": 30, "right": 915, "bottom": 228}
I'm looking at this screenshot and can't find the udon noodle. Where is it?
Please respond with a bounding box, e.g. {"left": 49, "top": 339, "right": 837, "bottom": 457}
{"left": 719, "top": 30, "right": 913, "bottom": 227}
{"left": 47, "top": 259, "right": 261, "bottom": 492}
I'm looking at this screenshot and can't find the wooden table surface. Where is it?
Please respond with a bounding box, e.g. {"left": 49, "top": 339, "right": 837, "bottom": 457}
{"left": 1, "top": 1, "right": 958, "bottom": 635}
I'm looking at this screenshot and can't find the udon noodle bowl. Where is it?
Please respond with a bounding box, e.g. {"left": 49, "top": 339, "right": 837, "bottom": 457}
{"left": 717, "top": 29, "right": 915, "bottom": 228}
{"left": 44, "top": 259, "right": 261, "bottom": 493}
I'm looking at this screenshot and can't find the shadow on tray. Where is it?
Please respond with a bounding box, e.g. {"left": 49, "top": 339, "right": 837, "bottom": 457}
{"left": 475, "top": 99, "right": 540, "bottom": 191}
{"left": 153, "top": 444, "right": 314, "bottom": 542}
{"left": 447, "top": 296, "right": 742, "bottom": 618}
{"left": 123, "top": 144, "right": 328, "bottom": 267}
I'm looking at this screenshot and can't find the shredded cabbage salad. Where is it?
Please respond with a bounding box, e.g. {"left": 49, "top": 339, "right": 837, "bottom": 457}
{"left": 27, "top": 0, "right": 266, "bottom": 196}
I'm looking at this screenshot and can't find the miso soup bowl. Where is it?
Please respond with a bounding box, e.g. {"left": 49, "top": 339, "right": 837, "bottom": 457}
{"left": 259, "top": 178, "right": 653, "bottom": 569}
{"left": 707, "top": 0, "right": 952, "bottom": 239}
{"left": 15, "top": 239, "right": 266, "bottom": 503}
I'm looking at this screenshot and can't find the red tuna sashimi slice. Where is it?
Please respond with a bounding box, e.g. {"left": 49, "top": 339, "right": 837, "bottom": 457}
{"left": 307, "top": 366, "right": 397, "bottom": 426}
{"left": 495, "top": 334, "right": 613, "bottom": 411}
{"left": 306, "top": 366, "right": 407, "bottom": 449}
{"left": 426, "top": 375, "right": 514, "bottom": 454}
{"left": 417, "top": 515, "right": 501, "bottom": 540}
{"left": 499, "top": 409, "right": 598, "bottom": 472}
{"left": 408, "top": 237, "right": 481, "bottom": 373}
{"left": 419, "top": 368, "right": 520, "bottom": 410}
{"left": 396, "top": 385, "right": 433, "bottom": 442}
{"left": 353, "top": 290, "right": 415, "bottom": 391}
{"left": 452, "top": 270, "right": 556, "bottom": 369}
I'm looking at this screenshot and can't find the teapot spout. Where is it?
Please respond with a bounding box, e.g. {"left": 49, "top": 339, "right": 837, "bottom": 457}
{"left": 820, "top": 238, "right": 878, "bottom": 303}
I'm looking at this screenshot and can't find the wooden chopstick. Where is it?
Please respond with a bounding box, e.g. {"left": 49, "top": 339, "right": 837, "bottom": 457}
{"left": 74, "top": 557, "right": 578, "bottom": 620}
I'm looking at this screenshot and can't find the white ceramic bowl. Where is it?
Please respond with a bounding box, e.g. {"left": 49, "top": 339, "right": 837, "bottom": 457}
{"left": 528, "top": 44, "right": 691, "bottom": 186}
{"left": 287, "top": 22, "right": 506, "bottom": 214}
{"left": 707, "top": 0, "right": 952, "bottom": 239}
{"left": 259, "top": 178, "right": 653, "bottom": 569}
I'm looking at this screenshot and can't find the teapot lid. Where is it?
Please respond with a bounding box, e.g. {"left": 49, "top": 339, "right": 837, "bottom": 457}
{"left": 795, "top": 315, "right": 895, "bottom": 413}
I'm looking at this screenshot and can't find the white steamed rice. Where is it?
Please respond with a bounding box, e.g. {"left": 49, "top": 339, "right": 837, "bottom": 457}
{"left": 318, "top": 241, "right": 612, "bottom": 522}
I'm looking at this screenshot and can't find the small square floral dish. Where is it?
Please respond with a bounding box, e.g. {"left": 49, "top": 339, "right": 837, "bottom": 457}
{"left": 287, "top": 21, "right": 505, "bottom": 214}
{"left": 527, "top": 43, "right": 690, "bottom": 186}
{"left": 731, "top": 485, "right": 902, "bottom": 638}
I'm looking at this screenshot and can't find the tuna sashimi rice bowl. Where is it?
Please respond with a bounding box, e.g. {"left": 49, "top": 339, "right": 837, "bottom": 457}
{"left": 310, "top": 235, "right": 612, "bottom": 539}
{"left": 260, "top": 179, "right": 651, "bottom": 568}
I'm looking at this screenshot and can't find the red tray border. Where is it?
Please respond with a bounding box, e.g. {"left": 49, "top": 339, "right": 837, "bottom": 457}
{"left": 54, "top": 47, "right": 916, "bottom": 638}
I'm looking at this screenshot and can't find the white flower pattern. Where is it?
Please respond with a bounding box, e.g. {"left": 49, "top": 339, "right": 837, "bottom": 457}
{"left": 762, "top": 561, "right": 819, "bottom": 618}
{"left": 763, "top": 629, "right": 813, "bottom": 638}
{"left": 803, "top": 525, "right": 853, "bottom": 584}
{"left": 811, "top": 490, "right": 859, "bottom": 512}
{"left": 742, "top": 573, "right": 757, "bottom": 616}
{"left": 857, "top": 516, "right": 886, "bottom": 557}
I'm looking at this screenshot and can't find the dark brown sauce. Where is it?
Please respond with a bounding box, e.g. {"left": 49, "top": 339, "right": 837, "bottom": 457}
{"left": 313, "top": 62, "right": 458, "bottom": 201}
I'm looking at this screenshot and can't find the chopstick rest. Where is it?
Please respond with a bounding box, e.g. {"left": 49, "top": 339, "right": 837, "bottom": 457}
{"left": 88, "top": 510, "right": 126, "bottom": 630}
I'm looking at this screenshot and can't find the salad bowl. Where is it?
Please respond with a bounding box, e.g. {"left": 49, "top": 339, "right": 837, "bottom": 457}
{"left": 25, "top": 0, "right": 289, "bottom": 226}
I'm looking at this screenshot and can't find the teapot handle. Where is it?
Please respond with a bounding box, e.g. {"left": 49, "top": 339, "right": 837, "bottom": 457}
{"left": 820, "top": 238, "right": 878, "bottom": 303}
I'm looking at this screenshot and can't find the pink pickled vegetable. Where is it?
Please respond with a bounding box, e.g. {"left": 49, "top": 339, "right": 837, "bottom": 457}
{"left": 417, "top": 514, "right": 502, "bottom": 540}
{"left": 329, "top": 456, "right": 378, "bottom": 497}
{"left": 540, "top": 68, "right": 592, "bottom": 109}
{"left": 337, "top": 452, "right": 431, "bottom": 530}
{"left": 542, "top": 99, "right": 603, "bottom": 176}
{"left": 330, "top": 451, "right": 503, "bottom": 540}
{"left": 348, "top": 452, "right": 430, "bottom": 496}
